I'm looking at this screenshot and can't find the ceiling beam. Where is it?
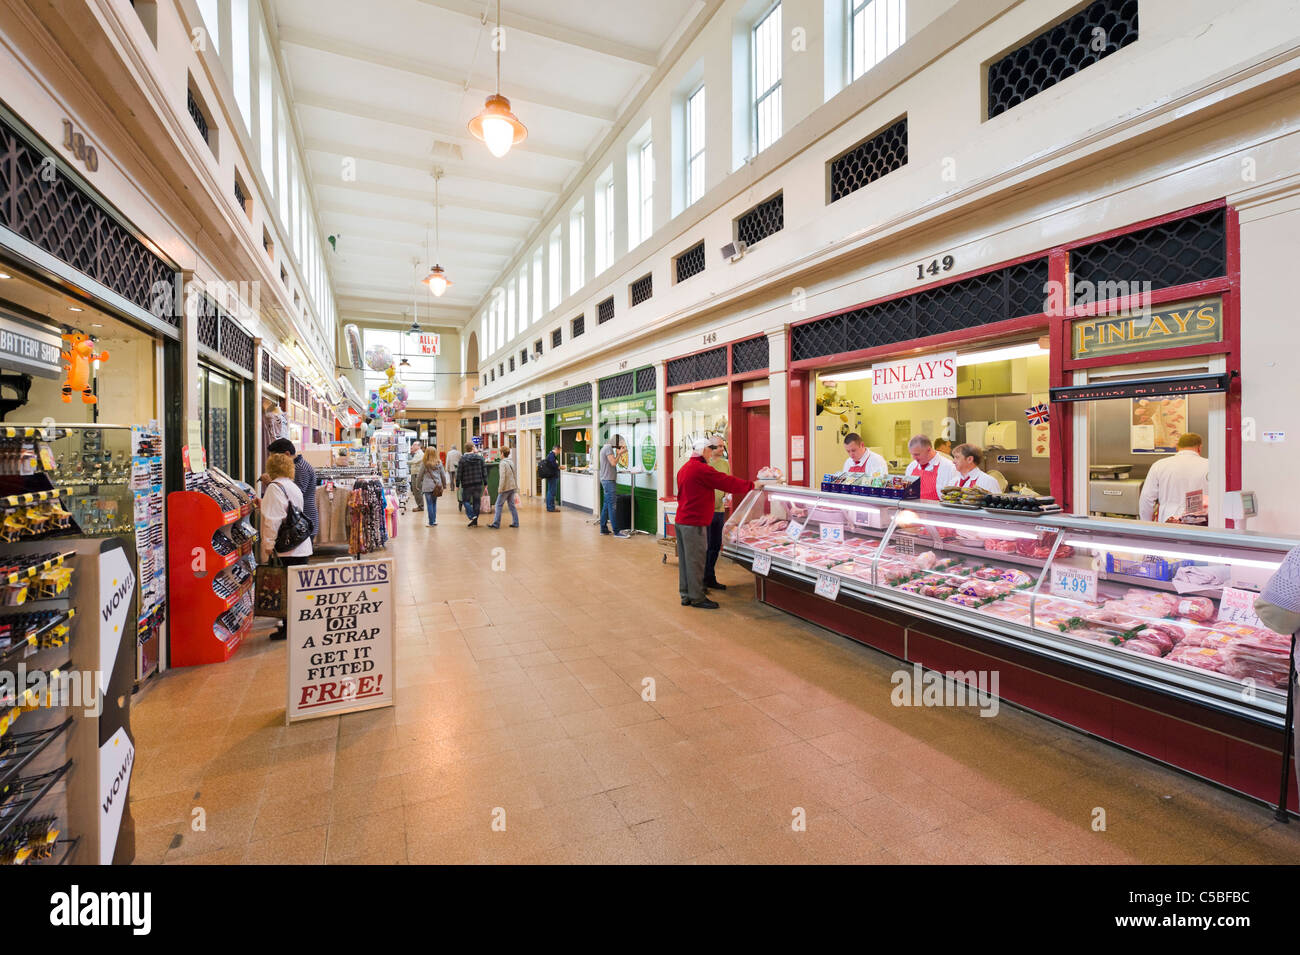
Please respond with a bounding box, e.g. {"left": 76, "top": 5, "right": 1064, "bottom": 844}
{"left": 322, "top": 228, "right": 515, "bottom": 257}
{"left": 279, "top": 27, "right": 616, "bottom": 123}
{"left": 318, "top": 200, "right": 533, "bottom": 236}
{"left": 410, "top": 0, "right": 658, "bottom": 68}
{"left": 293, "top": 91, "right": 586, "bottom": 164}
{"left": 313, "top": 178, "right": 543, "bottom": 222}
{"left": 302, "top": 138, "right": 562, "bottom": 195}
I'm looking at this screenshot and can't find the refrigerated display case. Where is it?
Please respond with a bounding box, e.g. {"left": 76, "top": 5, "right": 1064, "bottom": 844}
{"left": 723, "top": 484, "right": 1297, "bottom": 806}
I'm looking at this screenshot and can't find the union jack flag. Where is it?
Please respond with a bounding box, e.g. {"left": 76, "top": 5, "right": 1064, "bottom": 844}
{"left": 1025, "top": 403, "right": 1051, "bottom": 426}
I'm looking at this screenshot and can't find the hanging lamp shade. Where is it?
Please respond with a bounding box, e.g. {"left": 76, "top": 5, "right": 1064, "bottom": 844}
{"left": 422, "top": 263, "right": 452, "bottom": 297}
{"left": 468, "top": 93, "right": 527, "bottom": 158}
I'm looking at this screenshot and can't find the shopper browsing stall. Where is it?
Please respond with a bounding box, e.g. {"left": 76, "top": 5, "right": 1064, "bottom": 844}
{"left": 599, "top": 434, "right": 627, "bottom": 537}
{"left": 951, "top": 443, "right": 1002, "bottom": 494}
{"left": 420, "top": 445, "right": 446, "bottom": 526}
{"left": 268, "top": 438, "right": 318, "bottom": 536}
{"left": 704, "top": 436, "right": 732, "bottom": 592}
{"left": 904, "top": 434, "right": 959, "bottom": 500}
{"left": 1139, "top": 432, "right": 1210, "bottom": 524}
{"left": 489, "top": 446, "right": 520, "bottom": 528}
{"left": 446, "top": 444, "right": 462, "bottom": 511}
{"left": 457, "top": 443, "right": 486, "bottom": 527}
{"left": 675, "top": 438, "right": 755, "bottom": 609}
{"left": 409, "top": 441, "right": 425, "bottom": 515}
{"left": 542, "top": 444, "right": 561, "bottom": 512}
{"left": 841, "top": 432, "right": 888, "bottom": 478}
{"left": 261, "top": 452, "right": 314, "bottom": 640}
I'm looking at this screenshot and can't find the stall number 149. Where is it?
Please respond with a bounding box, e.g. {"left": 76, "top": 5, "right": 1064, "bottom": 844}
{"left": 916, "top": 256, "right": 954, "bottom": 281}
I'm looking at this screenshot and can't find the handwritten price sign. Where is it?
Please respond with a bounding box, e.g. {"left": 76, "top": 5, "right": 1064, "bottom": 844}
{"left": 815, "top": 572, "right": 841, "bottom": 601}
{"left": 1217, "top": 587, "right": 1263, "bottom": 628}
{"left": 786, "top": 520, "right": 805, "bottom": 541}
{"left": 1051, "top": 566, "right": 1099, "bottom": 603}
{"left": 752, "top": 553, "right": 772, "bottom": 577}
{"left": 819, "top": 524, "right": 844, "bottom": 543}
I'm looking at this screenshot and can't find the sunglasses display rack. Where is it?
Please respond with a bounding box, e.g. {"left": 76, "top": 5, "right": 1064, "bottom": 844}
{"left": 130, "top": 425, "right": 165, "bottom": 685}
{"left": 168, "top": 467, "right": 260, "bottom": 667}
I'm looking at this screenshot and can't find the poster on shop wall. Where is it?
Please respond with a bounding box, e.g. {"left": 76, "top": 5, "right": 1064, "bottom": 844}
{"left": 1031, "top": 393, "right": 1051, "bottom": 458}
{"left": 287, "top": 558, "right": 396, "bottom": 722}
{"left": 1131, "top": 397, "right": 1187, "bottom": 453}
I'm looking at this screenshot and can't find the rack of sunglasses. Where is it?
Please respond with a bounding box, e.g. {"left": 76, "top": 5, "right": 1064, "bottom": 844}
{"left": 130, "top": 425, "right": 165, "bottom": 684}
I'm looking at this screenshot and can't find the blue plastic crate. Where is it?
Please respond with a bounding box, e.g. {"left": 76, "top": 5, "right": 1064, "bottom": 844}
{"left": 1105, "top": 553, "right": 1191, "bottom": 581}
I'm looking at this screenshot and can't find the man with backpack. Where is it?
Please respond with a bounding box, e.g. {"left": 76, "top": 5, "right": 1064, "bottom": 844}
{"left": 539, "top": 444, "right": 561, "bottom": 512}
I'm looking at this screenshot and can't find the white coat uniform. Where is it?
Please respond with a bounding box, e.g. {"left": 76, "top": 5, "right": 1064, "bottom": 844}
{"left": 842, "top": 450, "right": 888, "bottom": 478}
{"left": 954, "top": 466, "right": 1000, "bottom": 494}
{"left": 905, "top": 454, "right": 959, "bottom": 491}
{"left": 1139, "top": 449, "right": 1210, "bottom": 522}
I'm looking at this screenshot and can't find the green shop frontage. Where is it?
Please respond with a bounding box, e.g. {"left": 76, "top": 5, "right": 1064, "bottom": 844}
{"left": 598, "top": 367, "right": 658, "bottom": 535}
{"left": 545, "top": 383, "right": 596, "bottom": 512}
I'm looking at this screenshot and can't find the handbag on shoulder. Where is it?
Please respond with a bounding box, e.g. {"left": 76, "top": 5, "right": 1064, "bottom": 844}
{"left": 271, "top": 482, "right": 313, "bottom": 552}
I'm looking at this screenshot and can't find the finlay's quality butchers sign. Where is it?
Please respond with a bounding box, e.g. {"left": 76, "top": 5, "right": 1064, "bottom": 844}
{"left": 1072, "top": 298, "right": 1222, "bottom": 359}
{"left": 871, "top": 351, "right": 957, "bottom": 404}
{"left": 287, "top": 558, "right": 395, "bottom": 722}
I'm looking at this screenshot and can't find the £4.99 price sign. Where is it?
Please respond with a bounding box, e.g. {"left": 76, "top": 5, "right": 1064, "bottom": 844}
{"left": 1051, "top": 565, "right": 1099, "bottom": 603}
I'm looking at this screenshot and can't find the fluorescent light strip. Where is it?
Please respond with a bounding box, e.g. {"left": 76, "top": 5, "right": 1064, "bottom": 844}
{"left": 906, "top": 516, "right": 1038, "bottom": 539}
{"left": 1062, "top": 538, "right": 1282, "bottom": 572}
{"left": 770, "top": 495, "right": 880, "bottom": 518}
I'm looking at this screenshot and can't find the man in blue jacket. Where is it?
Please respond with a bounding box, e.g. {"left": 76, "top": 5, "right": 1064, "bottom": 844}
{"left": 542, "top": 444, "right": 561, "bottom": 512}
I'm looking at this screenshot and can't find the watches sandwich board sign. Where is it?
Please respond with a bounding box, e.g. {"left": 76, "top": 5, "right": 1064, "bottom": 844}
{"left": 287, "top": 557, "right": 396, "bottom": 722}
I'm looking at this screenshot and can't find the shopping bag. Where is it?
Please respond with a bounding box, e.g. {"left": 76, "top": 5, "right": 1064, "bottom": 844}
{"left": 480, "top": 491, "right": 491, "bottom": 513}
{"left": 254, "top": 558, "right": 287, "bottom": 618}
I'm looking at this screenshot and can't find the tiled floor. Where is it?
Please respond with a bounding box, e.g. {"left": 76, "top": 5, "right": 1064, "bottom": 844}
{"left": 130, "top": 495, "right": 1300, "bottom": 864}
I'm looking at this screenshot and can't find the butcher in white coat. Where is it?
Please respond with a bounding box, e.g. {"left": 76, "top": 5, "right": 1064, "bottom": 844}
{"left": 951, "top": 444, "right": 1002, "bottom": 494}
{"left": 1139, "top": 432, "right": 1210, "bottom": 523}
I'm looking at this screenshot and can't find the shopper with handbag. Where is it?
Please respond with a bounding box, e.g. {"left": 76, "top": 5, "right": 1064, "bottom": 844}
{"left": 489, "top": 446, "right": 520, "bottom": 528}
{"left": 260, "top": 451, "right": 314, "bottom": 640}
{"left": 409, "top": 441, "right": 425, "bottom": 516}
{"left": 457, "top": 443, "right": 486, "bottom": 527}
{"left": 421, "top": 445, "right": 447, "bottom": 526}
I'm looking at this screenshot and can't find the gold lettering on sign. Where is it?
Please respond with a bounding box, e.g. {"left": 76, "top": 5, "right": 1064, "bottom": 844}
{"left": 1071, "top": 298, "right": 1222, "bottom": 359}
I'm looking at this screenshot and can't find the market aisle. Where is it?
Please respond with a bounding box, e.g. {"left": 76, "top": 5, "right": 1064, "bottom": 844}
{"left": 129, "top": 497, "right": 1300, "bottom": 864}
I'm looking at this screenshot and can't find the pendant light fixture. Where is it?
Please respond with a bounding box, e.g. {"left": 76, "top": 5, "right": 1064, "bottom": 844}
{"left": 421, "top": 170, "right": 452, "bottom": 297}
{"left": 467, "top": 0, "right": 527, "bottom": 158}
{"left": 410, "top": 261, "right": 423, "bottom": 335}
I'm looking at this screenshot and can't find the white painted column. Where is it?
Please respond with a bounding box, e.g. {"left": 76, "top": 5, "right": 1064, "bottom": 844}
{"left": 767, "top": 326, "right": 789, "bottom": 477}
{"left": 655, "top": 360, "right": 669, "bottom": 532}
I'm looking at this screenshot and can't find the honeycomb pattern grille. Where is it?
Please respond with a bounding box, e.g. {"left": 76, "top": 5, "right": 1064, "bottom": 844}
{"left": 261, "top": 351, "right": 270, "bottom": 383}
{"left": 527, "top": 398, "right": 542, "bottom": 414}
{"left": 667, "top": 346, "right": 727, "bottom": 388}
{"left": 552, "top": 328, "right": 563, "bottom": 348}
{"left": 219, "top": 314, "right": 255, "bottom": 373}
{"left": 731, "top": 336, "right": 769, "bottom": 374}
{"left": 675, "top": 241, "right": 705, "bottom": 283}
{"left": 571, "top": 314, "right": 585, "bottom": 338}
{"left": 196, "top": 297, "right": 220, "bottom": 351}
{"left": 597, "top": 296, "right": 615, "bottom": 324}
{"left": 187, "top": 87, "right": 209, "bottom": 142}
{"left": 482, "top": 409, "right": 498, "bottom": 423}
{"left": 600, "top": 371, "right": 634, "bottom": 400}
{"left": 829, "top": 117, "right": 908, "bottom": 203}
{"left": 0, "top": 115, "right": 179, "bottom": 324}
{"left": 630, "top": 273, "right": 653, "bottom": 306}
{"left": 635, "top": 366, "right": 656, "bottom": 395}
{"left": 1069, "top": 207, "right": 1226, "bottom": 296}
{"left": 987, "top": 0, "right": 1139, "bottom": 120}
{"left": 735, "top": 193, "right": 784, "bottom": 248}
{"left": 545, "top": 382, "right": 592, "bottom": 411}
{"left": 519, "top": 349, "right": 528, "bottom": 366}
{"left": 791, "top": 257, "right": 1052, "bottom": 361}
{"left": 267, "top": 357, "right": 286, "bottom": 392}
{"left": 234, "top": 176, "right": 247, "bottom": 210}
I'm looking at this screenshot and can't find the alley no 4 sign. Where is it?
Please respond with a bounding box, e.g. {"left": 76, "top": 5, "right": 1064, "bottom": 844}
{"left": 287, "top": 558, "right": 396, "bottom": 722}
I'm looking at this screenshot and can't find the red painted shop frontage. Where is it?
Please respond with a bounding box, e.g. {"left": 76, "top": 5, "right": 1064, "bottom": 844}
{"left": 720, "top": 201, "right": 1297, "bottom": 812}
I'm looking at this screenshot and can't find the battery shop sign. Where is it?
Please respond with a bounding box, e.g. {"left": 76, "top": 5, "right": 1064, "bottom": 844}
{"left": 1072, "top": 298, "right": 1222, "bottom": 359}
{"left": 0, "top": 311, "right": 63, "bottom": 379}
{"left": 871, "top": 351, "right": 957, "bottom": 404}
{"left": 287, "top": 558, "right": 395, "bottom": 722}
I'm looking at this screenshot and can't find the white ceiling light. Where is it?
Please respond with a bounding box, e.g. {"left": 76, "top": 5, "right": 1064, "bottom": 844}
{"left": 467, "top": 0, "right": 527, "bottom": 159}
{"left": 421, "top": 171, "right": 452, "bottom": 297}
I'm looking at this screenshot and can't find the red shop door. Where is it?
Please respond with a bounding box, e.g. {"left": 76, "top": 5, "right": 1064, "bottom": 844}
{"left": 744, "top": 404, "right": 770, "bottom": 479}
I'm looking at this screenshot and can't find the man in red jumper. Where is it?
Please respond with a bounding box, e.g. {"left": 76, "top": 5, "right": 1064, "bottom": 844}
{"left": 675, "top": 437, "right": 755, "bottom": 609}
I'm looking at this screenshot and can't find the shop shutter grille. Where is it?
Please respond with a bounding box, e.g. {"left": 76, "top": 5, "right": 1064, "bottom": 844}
{"left": 600, "top": 372, "right": 634, "bottom": 400}
{"left": 635, "top": 366, "right": 656, "bottom": 395}
{"left": 791, "top": 257, "right": 1053, "bottom": 361}
{"left": 545, "top": 382, "right": 591, "bottom": 411}
{"left": 735, "top": 193, "right": 784, "bottom": 248}
{"left": 1068, "top": 207, "right": 1226, "bottom": 296}
{"left": 987, "top": 0, "right": 1139, "bottom": 120}
{"left": 828, "top": 117, "right": 908, "bottom": 203}
{"left": 667, "top": 346, "right": 727, "bottom": 388}
{"left": 261, "top": 352, "right": 271, "bottom": 383}
{"left": 268, "top": 357, "right": 286, "bottom": 392}
{"left": 0, "top": 116, "right": 179, "bottom": 325}
{"left": 219, "top": 314, "right": 255, "bottom": 372}
{"left": 196, "top": 297, "right": 220, "bottom": 351}
{"left": 187, "top": 87, "right": 209, "bottom": 142}
{"left": 675, "top": 241, "right": 705, "bottom": 283}
{"left": 731, "top": 336, "right": 769, "bottom": 375}
{"left": 571, "top": 314, "right": 585, "bottom": 337}
{"left": 527, "top": 398, "right": 542, "bottom": 414}
{"left": 597, "top": 296, "right": 615, "bottom": 324}
{"left": 552, "top": 328, "right": 563, "bottom": 348}
{"left": 630, "top": 274, "right": 653, "bottom": 306}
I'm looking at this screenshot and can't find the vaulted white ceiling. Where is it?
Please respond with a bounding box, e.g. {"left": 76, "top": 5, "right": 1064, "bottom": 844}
{"left": 270, "top": 0, "right": 706, "bottom": 331}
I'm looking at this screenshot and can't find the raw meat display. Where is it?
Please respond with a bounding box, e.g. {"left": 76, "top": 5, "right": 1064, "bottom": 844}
{"left": 958, "top": 579, "right": 1011, "bottom": 599}
{"left": 1220, "top": 634, "right": 1291, "bottom": 688}
{"left": 1105, "top": 589, "right": 1180, "bottom": 618}
{"left": 1175, "top": 597, "right": 1216, "bottom": 622}
{"left": 1131, "top": 623, "right": 1181, "bottom": 654}
{"left": 1081, "top": 610, "right": 1146, "bottom": 633}
{"left": 1167, "top": 645, "right": 1230, "bottom": 674}
{"left": 983, "top": 538, "right": 1020, "bottom": 552}
{"left": 947, "top": 593, "right": 986, "bottom": 608}
{"left": 1119, "top": 637, "right": 1165, "bottom": 657}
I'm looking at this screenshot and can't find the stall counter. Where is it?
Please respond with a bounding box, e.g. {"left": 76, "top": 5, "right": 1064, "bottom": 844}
{"left": 561, "top": 469, "right": 595, "bottom": 512}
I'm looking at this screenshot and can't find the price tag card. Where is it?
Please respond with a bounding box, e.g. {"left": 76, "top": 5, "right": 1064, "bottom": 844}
{"left": 819, "top": 524, "right": 844, "bottom": 544}
{"left": 1051, "top": 565, "right": 1099, "bottom": 603}
{"left": 1217, "top": 587, "right": 1263, "bottom": 628}
{"left": 785, "top": 520, "right": 804, "bottom": 541}
{"left": 893, "top": 534, "right": 916, "bottom": 557}
{"left": 815, "top": 572, "right": 840, "bottom": 601}
{"left": 1185, "top": 490, "right": 1205, "bottom": 515}
{"left": 752, "top": 553, "right": 772, "bottom": 577}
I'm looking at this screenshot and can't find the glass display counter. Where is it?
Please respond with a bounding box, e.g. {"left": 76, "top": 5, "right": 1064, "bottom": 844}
{"left": 724, "top": 485, "right": 1294, "bottom": 727}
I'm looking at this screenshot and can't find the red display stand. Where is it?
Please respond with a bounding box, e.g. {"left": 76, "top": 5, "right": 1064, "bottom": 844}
{"left": 166, "top": 491, "right": 257, "bottom": 666}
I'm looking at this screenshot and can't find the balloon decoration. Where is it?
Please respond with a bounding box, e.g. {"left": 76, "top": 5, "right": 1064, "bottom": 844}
{"left": 351, "top": 348, "right": 409, "bottom": 428}
{"left": 344, "top": 324, "right": 364, "bottom": 370}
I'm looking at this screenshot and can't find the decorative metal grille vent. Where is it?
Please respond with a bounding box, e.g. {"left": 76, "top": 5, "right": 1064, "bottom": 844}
{"left": 527, "top": 398, "right": 542, "bottom": 414}
{"left": 187, "top": 87, "right": 209, "bottom": 141}
{"left": 600, "top": 372, "right": 634, "bottom": 400}
{"left": 571, "top": 315, "right": 585, "bottom": 338}
{"left": 735, "top": 193, "right": 783, "bottom": 248}
{"left": 545, "top": 382, "right": 592, "bottom": 410}
{"left": 635, "top": 366, "right": 656, "bottom": 395}
{"left": 675, "top": 241, "right": 705, "bottom": 283}
{"left": 630, "top": 274, "right": 653, "bottom": 306}
{"left": 987, "top": 0, "right": 1139, "bottom": 119}
{"left": 552, "top": 329, "right": 563, "bottom": 348}
{"left": 731, "top": 337, "right": 769, "bottom": 374}
{"left": 667, "top": 346, "right": 727, "bottom": 387}
{"left": 268, "top": 357, "right": 286, "bottom": 392}
{"left": 482, "top": 409, "right": 498, "bottom": 423}
{"left": 219, "top": 314, "right": 255, "bottom": 372}
{"left": 829, "top": 117, "right": 908, "bottom": 203}
{"left": 1069, "top": 207, "right": 1225, "bottom": 295}
{"left": 597, "top": 296, "right": 615, "bottom": 324}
